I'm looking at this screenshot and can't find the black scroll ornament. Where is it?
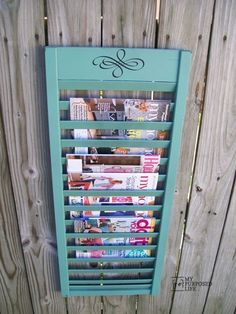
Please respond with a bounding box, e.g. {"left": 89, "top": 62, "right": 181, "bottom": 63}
{"left": 92, "top": 49, "right": 145, "bottom": 78}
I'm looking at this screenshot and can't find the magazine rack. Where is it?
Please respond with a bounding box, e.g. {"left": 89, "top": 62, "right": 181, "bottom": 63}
{"left": 45, "top": 47, "right": 191, "bottom": 296}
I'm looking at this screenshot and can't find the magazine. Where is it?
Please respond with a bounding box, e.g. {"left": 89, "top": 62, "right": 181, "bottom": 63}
{"left": 70, "top": 98, "right": 126, "bottom": 140}
{"left": 68, "top": 173, "right": 158, "bottom": 190}
{"left": 74, "top": 146, "right": 166, "bottom": 157}
{"left": 70, "top": 97, "right": 170, "bottom": 153}
{"left": 69, "top": 270, "right": 152, "bottom": 280}
{"left": 74, "top": 217, "right": 156, "bottom": 245}
{"left": 75, "top": 249, "right": 151, "bottom": 258}
{"left": 66, "top": 154, "right": 160, "bottom": 176}
{"left": 123, "top": 98, "right": 170, "bottom": 121}
{"left": 68, "top": 195, "right": 156, "bottom": 206}
{"left": 70, "top": 209, "right": 154, "bottom": 219}
{"left": 68, "top": 195, "right": 156, "bottom": 219}
{"left": 68, "top": 193, "right": 156, "bottom": 219}
{"left": 70, "top": 98, "right": 170, "bottom": 123}
{"left": 74, "top": 217, "right": 156, "bottom": 233}
{"left": 74, "top": 236, "right": 152, "bottom": 245}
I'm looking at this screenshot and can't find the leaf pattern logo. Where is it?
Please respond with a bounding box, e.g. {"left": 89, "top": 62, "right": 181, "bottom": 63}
{"left": 92, "top": 49, "right": 145, "bottom": 78}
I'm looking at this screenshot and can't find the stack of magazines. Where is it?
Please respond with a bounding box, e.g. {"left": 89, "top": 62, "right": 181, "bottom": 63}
{"left": 67, "top": 97, "right": 171, "bottom": 258}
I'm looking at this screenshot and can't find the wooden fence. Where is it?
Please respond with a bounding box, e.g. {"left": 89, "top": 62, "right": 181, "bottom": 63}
{"left": 0, "top": 0, "right": 235, "bottom": 313}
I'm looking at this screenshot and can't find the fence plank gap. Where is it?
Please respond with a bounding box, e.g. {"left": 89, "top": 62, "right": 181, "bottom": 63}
{"left": 171, "top": 0, "right": 236, "bottom": 312}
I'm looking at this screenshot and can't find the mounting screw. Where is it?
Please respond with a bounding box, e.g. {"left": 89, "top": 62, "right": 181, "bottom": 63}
{"left": 196, "top": 185, "right": 203, "bottom": 192}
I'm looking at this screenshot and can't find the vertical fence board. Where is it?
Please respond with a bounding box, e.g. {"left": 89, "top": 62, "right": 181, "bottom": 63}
{"left": 102, "top": 0, "right": 156, "bottom": 48}
{"left": 102, "top": 1, "right": 156, "bottom": 312}
{"left": 0, "top": 113, "right": 32, "bottom": 313}
{"left": 46, "top": 1, "right": 102, "bottom": 313}
{"left": 102, "top": 296, "right": 137, "bottom": 314}
{"left": 171, "top": 0, "right": 236, "bottom": 313}
{"left": 47, "top": 0, "right": 101, "bottom": 46}
{"left": 0, "top": 0, "right": 67, "bottom": 313}
{"left": 204, "top": 179, "right": 236, "bottom": 313}
{"left": 138, "top": 1, "right": 215, "bottom": 313}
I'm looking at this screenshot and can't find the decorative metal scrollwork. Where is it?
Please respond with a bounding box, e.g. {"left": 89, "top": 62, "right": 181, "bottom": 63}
{"left": 92, "top": 49, "right": 145, "bottom": 78}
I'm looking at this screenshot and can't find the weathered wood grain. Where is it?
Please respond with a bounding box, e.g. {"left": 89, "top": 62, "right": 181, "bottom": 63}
{"left": 0, "top": 0, "right": 66, "bottom": 313}
{"left": 204, "top": 178, "right": 236, "bottom": 313}
{"left": 0, "top": 111, "right": 33, "bottom": 313}
{"left": 102, "top": 0, "right": 156, "bottom": 48}
{"left": 47, "top": 0, "right": 101, "bottom": 46}
{"left": 46, "top": 1, "right": 102, "bottom": 312}
{"left": 171, "top": 0, "right": 236, "bottom": 312}
{"left": 138, "top": 1, "right": 215, "bottom": 313}
{"left": 66, "top": 296, "right": 101, "bottom": 314}
{"left": 102, "top": 1, "right": 156, "bottom": 312}
{"left": 102, "top": 296, "right": 137, "bottom": 314}
{"left": 1, "top": 0, "right": 235, "bottom": 313}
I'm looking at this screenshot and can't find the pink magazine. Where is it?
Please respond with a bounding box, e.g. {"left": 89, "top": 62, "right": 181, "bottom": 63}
{"left": 74, "top": 217, "right": 156, "bottom": 245}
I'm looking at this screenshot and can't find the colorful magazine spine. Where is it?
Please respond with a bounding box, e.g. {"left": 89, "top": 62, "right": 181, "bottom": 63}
{"left": 70, "top": 209, "right": 154, "bottom": 219}
{"left": 70, "top": 98, "right": 170, "bottom": 123}
{"left": 68, "top": 195, "right": 156, "bottom": 206}
{"left": 74, "top": 217, "right": 156, "bottom": 245}
{"left": 74, "top": 217, "right": 156, "bottom": 233}
{"left": 70, "top": 97, "right": 170, "bottom": 154}
{"left": 66, "top": 154, "right": 160, "bottom": 176}
{"left": 75, "top": 249, "right": 151, "bottom": 258}
{"left": 68, "top": 173, "right": 159, "bottom": 190}
{"left": 75, "top": 146, "right": 166, "bottom": 157}
{"left": 68, "top": 195, "right": 156, "bottom": 218}
{"left": 74, "top": 236, "right": 153, "bottom": 245}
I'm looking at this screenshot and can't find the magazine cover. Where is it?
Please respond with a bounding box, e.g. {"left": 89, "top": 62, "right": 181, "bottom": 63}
{"left": 70, "top": 97, "right": 170, "bottom": 152}
{"left": 70, "top": 98, "right": 170, "bottom": 123}
{"left": 68, "top": 195, "right": 156, "bottom": 218}
{"left": 74, "top": 146, "right": 166, "bottom": 157}
{"left": 73, "top": 126, "right": 167, "bottom": 140}
{"left": 123, "top": 98, "right": 170, "bottom": 122}
{"left": 68, "top": 195, "right": 156, "bottom": 206}
{"left": 74, "top": 217, "right": 156, "bottom": 245}
{"left": 74, "top": 217, "right": 156, "bottom": 233}
{"left": 70, "top": 98, "right": 125, "bottom": 140}
{"left": 75, "top": 249, "right": 151, "bottom": 258}
{"left": 74, "top": 236, "right": 153, "bottom": 245}
{"left": 68, "top": 173, "right": 158, "bottom": 190}
{"left": 70, "top": 209, "right": 154, "bottom": 219}
{"left": 66, "top": 154, "right": 160, "bottom": 176}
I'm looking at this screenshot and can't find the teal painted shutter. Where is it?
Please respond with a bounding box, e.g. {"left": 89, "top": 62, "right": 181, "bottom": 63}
{"left": 45, "top": 47, "right": 191, "bottom": 296}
